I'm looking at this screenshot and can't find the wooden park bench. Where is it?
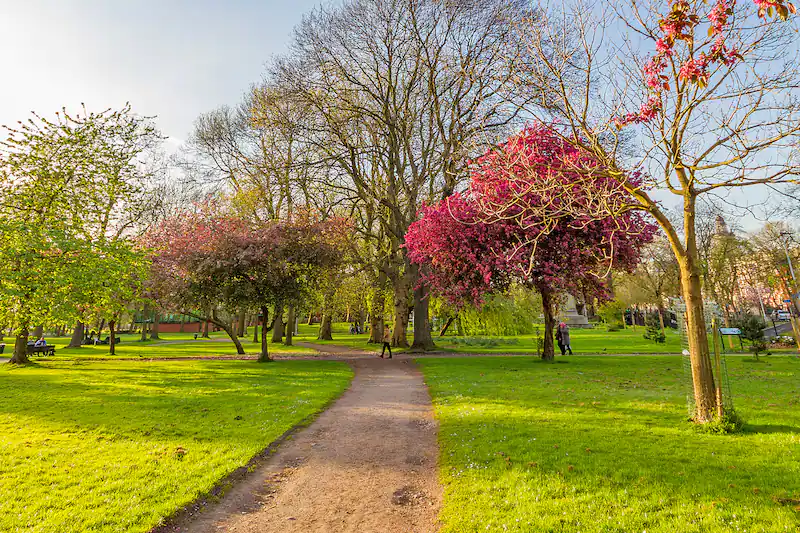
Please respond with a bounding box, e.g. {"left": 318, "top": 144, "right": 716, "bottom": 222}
{"left": 26, "top": 343, "right": 55, "bottom": 357}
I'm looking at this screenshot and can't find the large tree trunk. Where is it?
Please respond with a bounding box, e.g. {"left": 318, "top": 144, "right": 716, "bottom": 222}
{"left": 237, "top": 312, "right": 246, "bottom": 337}
{"left": 271, "top": 303, "right": 285, "bottom": 343}
{"left": 68, "top": 321, "right": 85, "bottom": 348}
{"left": 318, "top": 289, "right": 334, "bottom": 340}
{"left": 368, "top": 271, "right": 387, "bottom": 343}
{"left": 201, "top": 319, "right": 210, "bottom": 338}
{"left": 392, "top": 274, "right": 411, "bottom": 347}
{"left": 284, "top": 306, "right": 295, "bottom": 346}
{"left": 540, "top": 286, "right": 556, "bottom": 362}
{"left": 33, "top": 325, "right": 43, "bottom": 338}
{"left": 109, "top": 319, "right": 116, "bottom": 356}
{"left": 410, "top": 267, "right": 435, "bottom": 351}
{"left": 259, "top": 306, "right": 271, "bottom": 362}
{"left": 10, "top": 325, "right": 31, "bottom": 364}
{"left": 150, "top": 312, "right": 161, "bottom": 340}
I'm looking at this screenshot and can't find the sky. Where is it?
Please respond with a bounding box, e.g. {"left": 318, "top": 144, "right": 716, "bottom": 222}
{"left": 0, "top": 0, "right": 321, "bottom": 147}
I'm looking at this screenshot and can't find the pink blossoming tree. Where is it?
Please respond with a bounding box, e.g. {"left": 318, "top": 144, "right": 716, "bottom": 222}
{"left": 406, "top": 126, "right": 656, "bottom": 360}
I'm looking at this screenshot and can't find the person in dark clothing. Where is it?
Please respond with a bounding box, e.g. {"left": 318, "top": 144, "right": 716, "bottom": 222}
{"left": 556, "top": 322, "right": 573, "bottom": 355}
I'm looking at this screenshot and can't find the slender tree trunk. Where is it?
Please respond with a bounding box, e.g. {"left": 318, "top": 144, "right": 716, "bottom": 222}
{"left": 179, "top": 317, "right": 185, "bottom": 333}
{"left": 98, "top": 319, "right": 106, "bottom": 335}
{"left": 540, "top": 286, "right": 556, "bottom": 362}
{"left": 439, "top": 317, "right": 455, "bottom": 337}
{"left": 202, "top": 319, "right": 210, "bottom": 338}
{"left": 10, "top": 324, "right": 31, "bottom": 364}
{"left": 109, "top": 320, "right": 116, "bottom": 356}
{"left": 68, "top": 321, "right": 85, "bottom": 348}
{"left": 140, "top": 320, "right": 149, "bottom": 342}
{"left": 318, "top": 290, "right": 334, "bottom": 341}
{"left": 392, "top": 274, "right": 411, "bottom": 347}
{"left": 271, "top": 303, "right": 284, "bottom": 343}
{"left": 410, "top": 266, "right": 435, "bottom": 351}
{"left": 456, "top": 315, "right": 464, "bottom": 336}
{"left": 356, "top": 308, "right": 365, "bottom": 334}
{"left": 150, "top": 312, "right": 161, "bottom": 340}
{"left": 253, "top": 318, "right": 259, "bottom": 343}
{"left": 284, "top": 306, "right": 295, "bottom": 346}
{"left": 259, "top": 306, "right": 271, "bottom": 362}
{"left": 679, "top": 258, "right": 718, "bottom": 422}
{"left": 217, "top": 321, "right": 245, "bottom": 355}
{"left": 307, "top": 310, "right": 314, "bottom": 326}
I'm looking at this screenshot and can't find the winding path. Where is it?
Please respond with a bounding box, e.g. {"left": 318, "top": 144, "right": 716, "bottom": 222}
{"left": 165, "top": 349, "right": 442, "bottom": 533}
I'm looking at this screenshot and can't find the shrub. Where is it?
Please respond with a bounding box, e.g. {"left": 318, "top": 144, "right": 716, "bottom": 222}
{"left": 643, "top": 313, "right": 666, "bottom": 343}
{"left": 734, "top": 313, "right": 768, "bottom": 360}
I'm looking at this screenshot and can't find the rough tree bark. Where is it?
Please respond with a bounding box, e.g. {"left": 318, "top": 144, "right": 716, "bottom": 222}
{"left": 10, "top": 325, "right": 31, "bottom": 364}
{"left": 149, "top": 313, "right": 160, "bottom": 340}
{"left": 392, "top": 275, "right": 411, "bottom": 348}
{"left": 271, "top": 303, "right": 284, "bottom": 343}
{"left": 68, "top": 321, "right": 85, "bottom": 348}
{"left": 410, "top": 266, "right": 435, "bottom": 351}
{"left": 368, "top": 271, "right": 387, "bottom": 343}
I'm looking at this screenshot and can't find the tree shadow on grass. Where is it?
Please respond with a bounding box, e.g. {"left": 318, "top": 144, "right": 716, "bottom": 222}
{"left": 742, "top": 423, "right": 800, "bottom": 434}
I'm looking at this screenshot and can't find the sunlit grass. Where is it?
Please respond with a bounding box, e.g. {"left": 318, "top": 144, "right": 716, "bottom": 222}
{"left": 0, "top": 359, "right": 352, "bottom": 532}
{"left": 418, "top": 355, "right": 800, "bottom": 533}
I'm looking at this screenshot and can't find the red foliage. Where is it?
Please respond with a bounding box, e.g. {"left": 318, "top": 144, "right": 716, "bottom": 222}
{"left": 406, "top": 125, "right": 656, "bottom": 308}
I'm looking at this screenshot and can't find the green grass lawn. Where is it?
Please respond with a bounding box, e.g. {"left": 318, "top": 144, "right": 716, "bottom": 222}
{"left": 8, "top": 331, "right": 316, "bottom": 359}
{"left": 0, "top": 359, "right": 353, "bottom": 532}
{"left": 418, "top": 355, "right": 800, "bottom": 533}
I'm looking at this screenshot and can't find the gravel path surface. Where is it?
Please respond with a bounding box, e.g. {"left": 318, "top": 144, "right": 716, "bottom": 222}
{"left": 165, "top": 354, "right": 441, "bottom": 533}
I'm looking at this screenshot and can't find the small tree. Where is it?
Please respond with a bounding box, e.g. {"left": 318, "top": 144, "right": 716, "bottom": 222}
{"left": 736, "top": 313, "right": 768, "bottom": 360}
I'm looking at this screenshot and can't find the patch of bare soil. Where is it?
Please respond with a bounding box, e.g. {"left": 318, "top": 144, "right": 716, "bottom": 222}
{"left": 158, "top": 357, "right": 441, "bottom": 533}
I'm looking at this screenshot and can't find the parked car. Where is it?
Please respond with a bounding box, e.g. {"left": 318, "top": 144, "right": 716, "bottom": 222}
{"left": 773, "top": 310, "right": 791, "bottom": 321}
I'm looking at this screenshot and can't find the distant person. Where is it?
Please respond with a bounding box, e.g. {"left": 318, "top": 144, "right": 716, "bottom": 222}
{"left": 556, "top": 322, "right": 572, "bottom": 355}
{"left": 381, "top": 324, "right": 393, "bottom": 359}
{"left": 34, "top": 337, "right": 47, "bottom": 347}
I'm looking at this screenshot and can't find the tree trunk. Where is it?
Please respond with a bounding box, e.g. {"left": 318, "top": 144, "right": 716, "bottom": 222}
{"left": 68, "top": 321, "right": 84, "bottom": 348}
{"left": 439, "top": 317, "right": 455, "bottom": 337}
{"left": 33, "top": 325, "right": 43, "bottom": 338}
{"left": 10, "top": 325, "right": 31, "bottom": 364}
{"left": 237, "top": 312, "right": 246, "bottom": 337}
{"left": 307, "top": 310, "right": 314, "bottom": 326}
{"left": 410, "top": 267, "right": 435, "bottom": 351}
{"left": 392, "top": 275, "right": 411, "bottom": 347}
{"left": 179, "top": 317, "right": 185, "bottom": 333}
{"left": 540, "top": 286, "right": 556, "bottom": 362}
{"left": 109, "top": 319, "right": 116, "bottom": 356}
{"left": 284, "top": 306, "right": 295, "bottom": 346}
{"left": 253, "top": 318, "right": 259, "bottom": 343}
{"left": 456, "top": 315, "right": 464, "bottom": 336}
{"left": 97, "top": 319, "right": 106, "bottom": 335}
{"left": 271, "top": 303, "right": 284, "bottom": 343}
{"left": 140, "top": 320, "right": 149, "bottom": 342}
{"left": 318, "top": 313, "right": 333, "bottom": 341}
{"left": 259, "top": 306, "right": 271, "bottom": 362}
{"left": 149, "top": 312, "right": 160, "bottom": 340}
{"left": 357, "top": 308, "right": 365, "bottom": 334}
{"left": 679, "top": 259, "right": 718, "bottom": 423}
{"left": 368, "top": 272, "right": 386, "bottom": 343}
{"left": 217, "top": 320, "right": 245, "bottom": 355}
{"left": 202, "top": 319, "right": 210, "bottom": 338}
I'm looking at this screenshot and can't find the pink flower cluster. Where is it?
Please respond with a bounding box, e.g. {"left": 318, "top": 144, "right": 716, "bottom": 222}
{"left": 614, "top": 0, "right": 788, "bottom": 128}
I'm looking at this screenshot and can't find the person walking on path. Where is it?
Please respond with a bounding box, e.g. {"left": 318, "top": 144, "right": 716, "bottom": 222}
{"left": 381, "top": 323, "right": 393, "bottom": 359}
{"left": 556, "top": 322, "right": 573, "bottom": 355}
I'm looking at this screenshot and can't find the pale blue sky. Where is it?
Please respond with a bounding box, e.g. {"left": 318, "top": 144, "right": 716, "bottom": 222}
{"left": 0, "top": 1, "right": 321, "bottom": 145}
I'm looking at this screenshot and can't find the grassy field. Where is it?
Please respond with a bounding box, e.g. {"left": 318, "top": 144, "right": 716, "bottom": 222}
{"left": 3, "top": 331, "right": 316, "bottom": 359}
{"left": 418, "top": 355, "right": 800, "bottom": 533}
{"left": 0, "top": 359, "right": 353, "bottom": 532}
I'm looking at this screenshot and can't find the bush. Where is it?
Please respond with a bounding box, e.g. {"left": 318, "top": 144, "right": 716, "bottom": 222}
{"left": 694, "top": 409, "right": 745, "bottom": 434}
{"left": 643, "top": 314, "right": 666, "bottom": 343}
{"left": 734, "top": 313, "right": 768, "bottom": 360}
{"left": 598, "top": 300, "right": 626, "bottom": 331}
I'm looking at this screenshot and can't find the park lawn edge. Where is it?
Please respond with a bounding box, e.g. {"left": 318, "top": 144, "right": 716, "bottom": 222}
{"left": 150, "top": 363, "right": 354, "bottom": 532}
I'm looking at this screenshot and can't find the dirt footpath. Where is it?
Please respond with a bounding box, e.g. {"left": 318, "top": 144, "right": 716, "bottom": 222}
{"left": 173, "top": 357, "right": 441, "bottom": 533}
